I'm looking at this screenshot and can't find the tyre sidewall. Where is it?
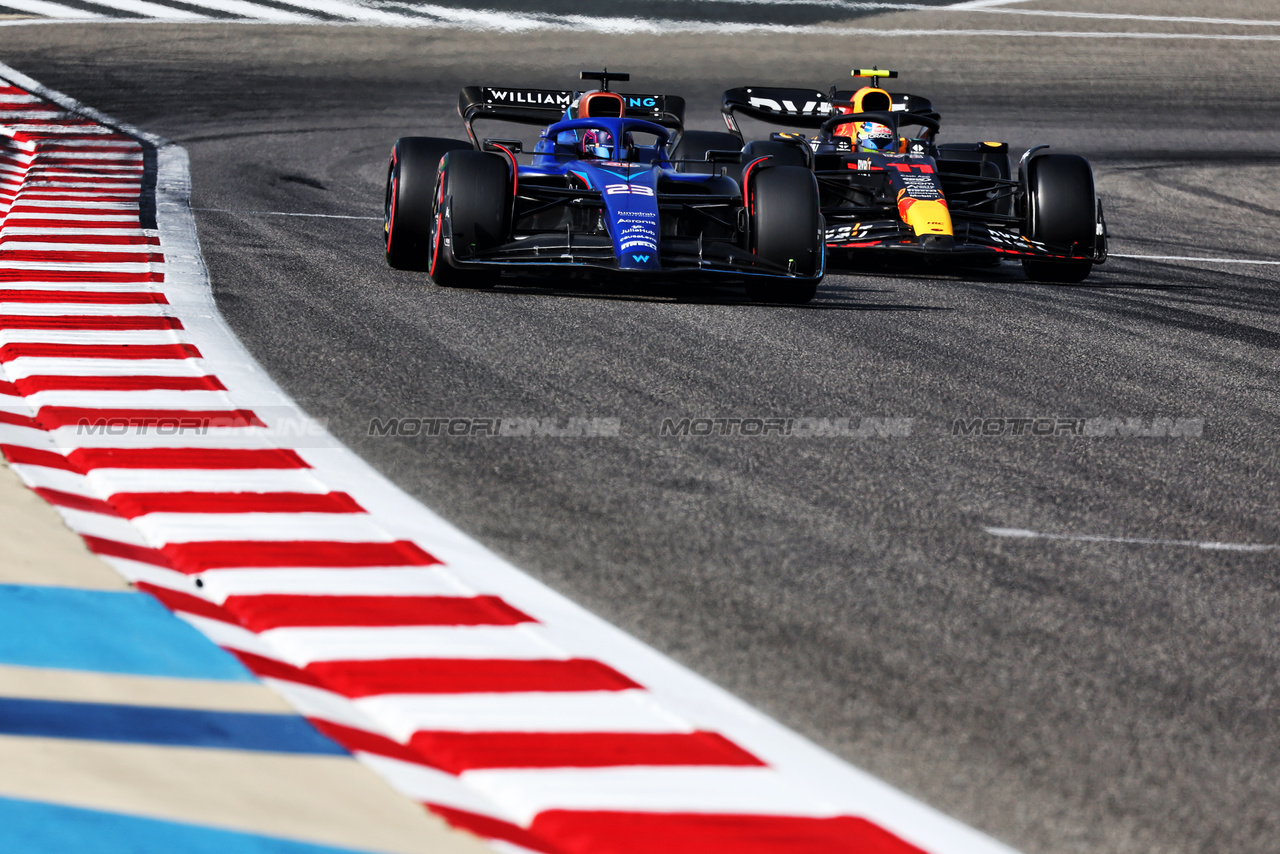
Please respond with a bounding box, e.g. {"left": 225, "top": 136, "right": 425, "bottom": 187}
{"left": 746, "top": 164, "right": 822, "bottom": 303}
{"left": 386, "top": 136, "right": 471, "bottom": 270}
{"left": 1026, "top": 155, "right": 1096, "bottom": 251}
{"left": 429, "top": 150, "right": 510, "bottom": 288}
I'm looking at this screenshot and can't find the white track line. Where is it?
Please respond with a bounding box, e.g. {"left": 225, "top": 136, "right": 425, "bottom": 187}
{"left": 1110, "top": 253, "right": 1280, "bottom": 266}
{"left": 949, "top": 0, "right": 1031, "bottom": 8}
{"left": 132, "top": 512, "right": 393, "bottom": 544}
{"left": 196, "top": 567, "right": 470, "bottom": 601}
{"left": 152, "top": 0, "right": 318, "bottom": 23}
{"left": 64, "top": 0, "right": 209, "bottom": 20}
{"left": 0, "top": 0, "right": 104, "bottom": 18}
{"left": 358, "top": 692, "right": 690, "bottom": 738}
{"left": 0, "top": 10, "right": 1279, "bottom": 40}
{"left": 463, "top": 767, "right": 844, "bottom": 825}
{"left": 987, "top": 527, "right": 1278, "bottom": 553}
{"left": 244, "top": 0, "right": 421, "bottom": 24}
{"left": 970, "top": 9, "right": 1280, "bottom": 28}
{"left": 192, "top": 207, "right": 381, "bottom": 220}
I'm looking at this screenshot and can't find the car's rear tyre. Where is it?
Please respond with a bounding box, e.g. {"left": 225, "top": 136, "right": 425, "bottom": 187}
{"left": 745, "top": 165, "right": 822, "bottom": 304}
{"left": 1022, "top": 153, "right": 1096, "bottom": 283}
{"left": 732, "top": 139, "right": 809, "bottom": 188}
{"left": 429, "top": 150, "right": 510, "bottom": 289}
{"left": 740, "top": 140, "right": 809, "bottom": 169}
{"left": 385, "top": 137, "right": 472, "bottom": 270}
{"left": 671, "top": 130, "right": 743, "bottom": 174}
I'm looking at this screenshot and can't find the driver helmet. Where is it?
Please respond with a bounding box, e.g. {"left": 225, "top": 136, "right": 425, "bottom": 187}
{"left": 580, "top": 127, "right": 613, "bottom": 159}
{"left": 851, "top": 120, "right": 896, "bottom": 153}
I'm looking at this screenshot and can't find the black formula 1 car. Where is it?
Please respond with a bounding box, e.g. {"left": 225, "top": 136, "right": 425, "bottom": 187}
{"left": 713, "top": 68, "right": 1108, "bottom": 282}
{"left": 383, "top": 71, "right": 825, "bottom": 303}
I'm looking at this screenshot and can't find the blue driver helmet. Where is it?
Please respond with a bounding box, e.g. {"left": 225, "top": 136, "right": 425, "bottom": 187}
{"left": 580, "top": 128, "right": 613, "bottom": 159}
{"left": 854, "top": 121, "right": 895, "bottom": 153}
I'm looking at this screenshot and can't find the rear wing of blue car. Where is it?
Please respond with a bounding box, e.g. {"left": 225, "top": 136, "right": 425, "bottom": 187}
{"left": 459, "top": 86, "right": 685, "bottom": 143}
{"left": 721, "top": 86, "right": 937, "bottom": 136}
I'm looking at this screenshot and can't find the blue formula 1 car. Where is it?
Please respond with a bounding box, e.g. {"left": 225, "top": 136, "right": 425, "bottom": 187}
{"left": 383, "top": 71, "right": 825, "bottom": 303}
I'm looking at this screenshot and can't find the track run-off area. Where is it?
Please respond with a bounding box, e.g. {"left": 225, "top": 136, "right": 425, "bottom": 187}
{"left": 1, "top": 2, "right": 1278, "bottom": 853}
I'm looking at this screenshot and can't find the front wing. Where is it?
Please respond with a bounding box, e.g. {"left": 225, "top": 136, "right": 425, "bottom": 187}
{"left": 441, "top": 187, "right": 825, "bottom": 281}
{"left": 824, "top": 216, "right": 1106, "bottom": 263}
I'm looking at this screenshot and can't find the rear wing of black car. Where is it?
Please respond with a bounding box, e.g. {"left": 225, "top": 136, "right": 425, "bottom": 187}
{"left": 459, "top": 86, "right": 686, "bottom": 143}
{"left": 721, "top": 86, "right": 937, "bottom": 136}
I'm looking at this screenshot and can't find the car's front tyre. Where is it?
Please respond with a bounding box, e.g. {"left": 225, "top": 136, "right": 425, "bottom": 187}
{"left": 385, "top": 136, "right": 471, "bottom": 270}
{"left": 428, "top": 150, "right": 511, "bottom": 289}
{"left": 1022, "top": 153, "right": 1097, "bottom": 283}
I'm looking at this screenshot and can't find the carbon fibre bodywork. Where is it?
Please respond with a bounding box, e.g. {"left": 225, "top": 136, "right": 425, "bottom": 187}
{"left": 428, "top": 80, "right": 825, "bottom": 286}
{"left": 721, "top": 80, "right": 1108, "bottom": 272}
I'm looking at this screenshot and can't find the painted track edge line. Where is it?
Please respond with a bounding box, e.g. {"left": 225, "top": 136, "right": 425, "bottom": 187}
{"left": 0, "top": 61, "right": 1021, "bottom": 854}
{"left": 986, "top": 526, "right": 1278, "bottom": 552}
{"left": 1, "top": 18, "right": 1280, "bottom": 42}
{"left": 1109, "top": 252, "right": 1280, "bottom": 266}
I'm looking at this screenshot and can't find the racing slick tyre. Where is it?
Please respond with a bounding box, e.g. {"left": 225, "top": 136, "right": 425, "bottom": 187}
{"left": 740, "top": 140, "right": 809, "bottom": 169}
{"left": 744, "top": 165, "right": 822, "bottom": 305}
{"left": 1022, "top": 153, "right": 1097, "bottom": 283}
{"left": 671, "top": 130, "right": 743, "bottom": 174}
{"left": 732, "top": 140, "right": 809, "bottom": 187}
{"left": 385, "top": 136, "right": 471, "bottom": 270}
{"left": 429, "top": 150, "right": 510, "bottom": 289}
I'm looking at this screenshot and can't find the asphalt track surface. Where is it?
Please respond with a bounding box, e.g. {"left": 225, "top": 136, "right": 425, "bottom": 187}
{"left": 3, "top": 7, "right": 1278, "bottom": 853}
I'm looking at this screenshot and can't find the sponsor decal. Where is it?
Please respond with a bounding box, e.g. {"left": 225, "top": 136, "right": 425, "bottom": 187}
{"left": 899, "top": 173, "right": 943, "bottom": 200}
{"left": 605, "top": 183, "right": 655, "bottom": 196}
{"left": 987, "top": 228, "right": 1044, "bottom": 251}
{"left": 620, "top": 239, "right": 658, "bottom": 251}
{"left": 483, "top": 88, "right": 572, "bottom": 107}
{"left": 826, "top": 224, "right": 868, "bottom": 242}
{"left": 631, "top": 253, "right": 652, "bottom": 263}
{"left": 748, "top": 96, "right": 831, "bottom": 116}
{"left": 887, "top": 162, "right": 935, "bottom": 174}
